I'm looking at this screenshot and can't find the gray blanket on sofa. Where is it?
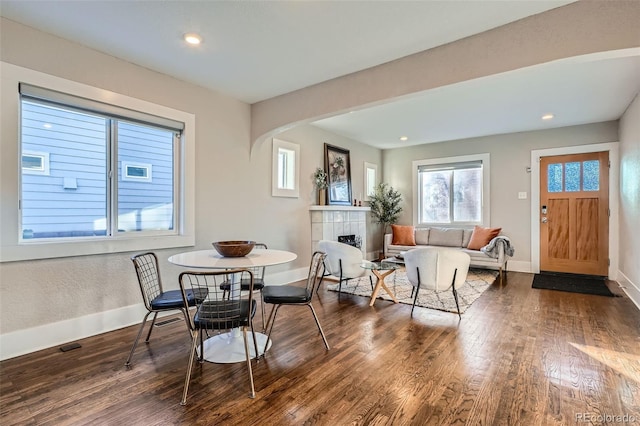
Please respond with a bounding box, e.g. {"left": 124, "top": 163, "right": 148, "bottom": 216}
{"left": 481, "top": 236, "right": 515, "bottom": 258}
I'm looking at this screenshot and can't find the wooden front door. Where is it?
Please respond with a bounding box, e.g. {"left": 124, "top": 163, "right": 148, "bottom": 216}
{"left": 540, "top": 151, "right": 609, "bottom": 276}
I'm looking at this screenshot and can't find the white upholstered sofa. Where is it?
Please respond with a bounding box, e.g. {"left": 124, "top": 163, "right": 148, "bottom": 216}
{"left": 384, "top": 226, "right": 512, "bottom": 277}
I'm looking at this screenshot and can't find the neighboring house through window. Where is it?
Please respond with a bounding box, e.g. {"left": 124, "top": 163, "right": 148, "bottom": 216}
{"left": 413, "top": 153, "right": 491, "bottom": 227}
{"left": 20, "top": 84, "right": 181, "bottom": 240}
{"left": 1, "top": 62, "right": 195, "bottom": 262}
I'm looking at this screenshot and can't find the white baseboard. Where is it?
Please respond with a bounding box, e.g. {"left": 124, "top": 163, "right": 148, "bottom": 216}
{"left": 0, "top": 303, "right": 148, "bottom": 361}
{"left": 506, "top": 261, "right": 532, "bottom": 273}
{"left": 0, "top": 267, "right": 308, "bottom": 361}
{"left": 617, "top": 271, "right": 640, "bottom": 311}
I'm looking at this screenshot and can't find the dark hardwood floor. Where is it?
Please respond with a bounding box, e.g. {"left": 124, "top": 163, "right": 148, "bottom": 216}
{"left": 2, "top": 272, "right": 639, "bottom": 425}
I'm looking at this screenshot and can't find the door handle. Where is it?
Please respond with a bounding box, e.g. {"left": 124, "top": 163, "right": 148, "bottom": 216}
{"left": 541, "top": 217, "right": 548, "bottom": 223}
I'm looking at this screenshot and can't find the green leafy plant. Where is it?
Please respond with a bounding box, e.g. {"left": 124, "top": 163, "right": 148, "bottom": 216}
{"left": 313, "top": 167, "right": 328, "bottom": 190}
{"left": 368, "top": 182, "right": 403, "bottom": 252}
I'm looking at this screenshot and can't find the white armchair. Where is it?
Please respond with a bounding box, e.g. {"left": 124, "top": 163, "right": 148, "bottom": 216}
{"left": 318, "top": 240, "right": 374, "bottom": 299}
{"left": 404, "top": 247, "right": 471, "bottom": 318}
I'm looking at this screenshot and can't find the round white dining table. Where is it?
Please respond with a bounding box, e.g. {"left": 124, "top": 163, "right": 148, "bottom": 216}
{"left": 168, "top": 248, "right": 297, "bottom": 364}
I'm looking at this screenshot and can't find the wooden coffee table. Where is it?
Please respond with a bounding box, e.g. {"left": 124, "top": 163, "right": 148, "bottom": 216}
{"left": 361, "top": 261, "right": 401, "bottom": 306}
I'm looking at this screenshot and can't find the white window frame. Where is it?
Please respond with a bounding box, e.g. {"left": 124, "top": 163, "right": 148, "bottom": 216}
{"left": 271, "top": 138, "right": 300, "bottom": 198}
{"left": 21, "top": 150, "right": 50, "bottom": 175}
{"left": 412, "top": 153, "right": 491, "bottom": 227}
{"left": 122, "top": 161, "right": 152, "bottom": 182}
{"left": 363, "top": 162, "right": 378, "bottom": 201}
{"left": 0, "top": 62, "right": 195, "bottom": 262}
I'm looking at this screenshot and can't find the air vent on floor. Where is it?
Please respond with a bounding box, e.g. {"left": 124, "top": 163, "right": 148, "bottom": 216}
{"left": 155, "top": 317, "right": 182, "bottom": 327}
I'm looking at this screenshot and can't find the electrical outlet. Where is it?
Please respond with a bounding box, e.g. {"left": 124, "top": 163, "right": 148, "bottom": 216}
{"left": 518, "top": 192, "right": 527, "bottom": 199}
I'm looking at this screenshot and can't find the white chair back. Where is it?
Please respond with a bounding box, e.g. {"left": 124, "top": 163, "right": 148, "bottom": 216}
{"left": 404, "top": 247, "right": 470, "bottom": 292}
{"left": 318, "top": 240, "right": 365, "bottom": 279}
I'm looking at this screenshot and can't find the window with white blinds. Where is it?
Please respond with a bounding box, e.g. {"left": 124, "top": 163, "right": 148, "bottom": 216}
{"left": 19, "top": 84, "right": 183, "bottom": 240}
{"left": 413, "top": 154, "right": 490, "bottom": 227}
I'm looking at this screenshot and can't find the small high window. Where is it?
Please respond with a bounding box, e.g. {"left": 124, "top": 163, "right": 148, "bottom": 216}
{"left": 122, "top": 162, "right": 152, "bottom": 182}
{"left": 21, "top": 151, "right": 50, "bottom": 175}
{"left": 271, "top": 138, "right": 300, "bottom": 198}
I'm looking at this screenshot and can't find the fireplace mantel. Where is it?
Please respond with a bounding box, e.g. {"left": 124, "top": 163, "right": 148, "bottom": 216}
{"left": 310, "top": 205, "right": 370, "bottom": 258}
{"left": 309, "top": 206, "right": 370, "bottom": 212}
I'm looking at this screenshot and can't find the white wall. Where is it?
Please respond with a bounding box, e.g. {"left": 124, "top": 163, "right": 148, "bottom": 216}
{"left": 251, "top": 1, "right": 640, "bottom": 145}
{"left": 0, "top": 19, "right": 380, "bottom": 359}
{"left": 618, "top": 93, "right": 640, "bottom": 303}
{"left": 381, "top": 122, "right": 620, "bottom": 272}
{"left": 278, "top": 124, "right": 383, "bottom": 256}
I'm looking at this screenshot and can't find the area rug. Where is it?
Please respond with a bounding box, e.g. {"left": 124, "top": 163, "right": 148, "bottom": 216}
{"left": 532, "top": 271, "right": 616, "bottom": 297}
{"left": 325, "top": 268, "right": 498, "bottom": 314}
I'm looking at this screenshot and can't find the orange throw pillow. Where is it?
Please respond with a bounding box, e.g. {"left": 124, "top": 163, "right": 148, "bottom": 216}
{"left": 391, "top": 225, "right": 416, "bottom": 246}
{"left": 467, "top": 226, "right": 501, "bottom": 250}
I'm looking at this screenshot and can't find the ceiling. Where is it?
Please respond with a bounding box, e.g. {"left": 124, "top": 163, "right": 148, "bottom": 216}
{"left": 2, "top": 0, "right": 639, "bottom": 149}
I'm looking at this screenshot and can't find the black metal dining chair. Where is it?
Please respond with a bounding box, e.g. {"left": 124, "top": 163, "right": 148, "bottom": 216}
{"left": 179, "top": 268, "right": 259, "bottom": 405}
{"left": 126, "top": 252, "right": 204, "bottom": 367}
{"left": 262, "top": 251, "right": 330, "bottom": 355}
{"left": 220, "top": 243, "right": 268, "bottom": 329}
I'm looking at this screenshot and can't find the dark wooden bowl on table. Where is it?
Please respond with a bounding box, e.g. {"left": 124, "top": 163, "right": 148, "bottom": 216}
{"left": 212, "top": 240, "right": 256, "bottom": 257}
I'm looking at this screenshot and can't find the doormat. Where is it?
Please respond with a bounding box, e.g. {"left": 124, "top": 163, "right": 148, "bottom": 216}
{"left": 532, "top": 271, "right": 616, "bottom": 297}
{"left": 325, "top": 268, "right": 498, "bottom": 314}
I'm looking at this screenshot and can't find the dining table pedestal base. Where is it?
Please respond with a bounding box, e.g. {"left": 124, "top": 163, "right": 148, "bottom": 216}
{"left": 200, "top": 329, "right": 271, "bottom": 363}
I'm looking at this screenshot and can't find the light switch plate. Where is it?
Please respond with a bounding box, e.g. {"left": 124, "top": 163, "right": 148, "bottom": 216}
{"left": 518, "top": 192, "right": 527, "bottom": 199}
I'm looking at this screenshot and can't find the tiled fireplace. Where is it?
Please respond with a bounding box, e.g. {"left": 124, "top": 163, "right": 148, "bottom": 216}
{"left": 310, "top": 206, "right": 370, "bottom": 258}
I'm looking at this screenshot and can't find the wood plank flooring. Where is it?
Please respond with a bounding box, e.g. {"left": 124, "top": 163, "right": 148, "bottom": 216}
{"left": 1, "top": 272, "right": 639, "bottom": 425}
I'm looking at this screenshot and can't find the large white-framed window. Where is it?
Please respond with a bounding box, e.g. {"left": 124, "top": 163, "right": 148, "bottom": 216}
{"left": 413, "top": 153, "right": 490, "bottom": 227}
{"left": 1, "top": 62, "right": 195, "bottom": 262}
{"left": 20, "top": 84, "right": 181, "bottom": 240}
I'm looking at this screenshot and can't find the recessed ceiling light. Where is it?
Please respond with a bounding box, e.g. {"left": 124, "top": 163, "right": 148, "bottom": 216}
{"left": 184, "top": 33, "right": 202, "bottom": 45}
{"left": 399, "top": 136, "right": 408, "bottom": 141}
{"left": 541, "top": 113, "right": 554, "bottom": 120}
{"left": 43, "top": 123, "right": 52, "bottom": 129}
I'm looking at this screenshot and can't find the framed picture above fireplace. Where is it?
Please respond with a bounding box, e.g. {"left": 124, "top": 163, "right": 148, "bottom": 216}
{"left": 324, "top": 143, "right": 352, "bottom": 206}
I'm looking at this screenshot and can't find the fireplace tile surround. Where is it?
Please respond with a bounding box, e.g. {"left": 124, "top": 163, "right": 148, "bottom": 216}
{"left": 310, "top": 206, "right": 370, "bottom": 258}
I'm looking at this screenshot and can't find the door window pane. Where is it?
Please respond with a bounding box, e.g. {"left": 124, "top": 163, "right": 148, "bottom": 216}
{"left": 583, "top": 160, "right": 600, "bottom": 191}
{"left": 565, "top": 162, "right": 580, "bottom": 192}
{"left": 547, "top": 163, "right": 563, "bottom": 192}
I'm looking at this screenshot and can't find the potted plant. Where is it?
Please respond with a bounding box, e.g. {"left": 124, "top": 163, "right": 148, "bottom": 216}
{"left": 313, "top": 167, "right": 328, "bottom": 205}
{"left": 368, "top": 182, "right": 403, "bottom": 259}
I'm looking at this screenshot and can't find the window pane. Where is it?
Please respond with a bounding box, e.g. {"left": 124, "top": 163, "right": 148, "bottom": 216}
{"left": 22, "top": 155, "right": 43, "bottom": 170}
{"left": 127, "top": 166, "right": 147, "bottom": 178}
{"left": 453, "top": 168, "right": 481, "bottom": 222}
{"left": 118, "top": 122, "right": 174, "bottom": 232}
{"left": 583, "top": 160, "right": 599, "bottom": 191}
{"left": 366, "top": 167, "right": 376, "bottom": 197}
{"left": 547, "top": 163, "right": 563, "bottom": 192}
{"left": 277, "top": 147, "right": 295, "bottom": 190}
{"left": 421, "top": 170, "right": 451, "bottom": 223}
{"left": 21, "top": 101, "right": 107, "bottom": 239}
{"left": 565, "top": 162, "right": 580, "bottom": 192}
